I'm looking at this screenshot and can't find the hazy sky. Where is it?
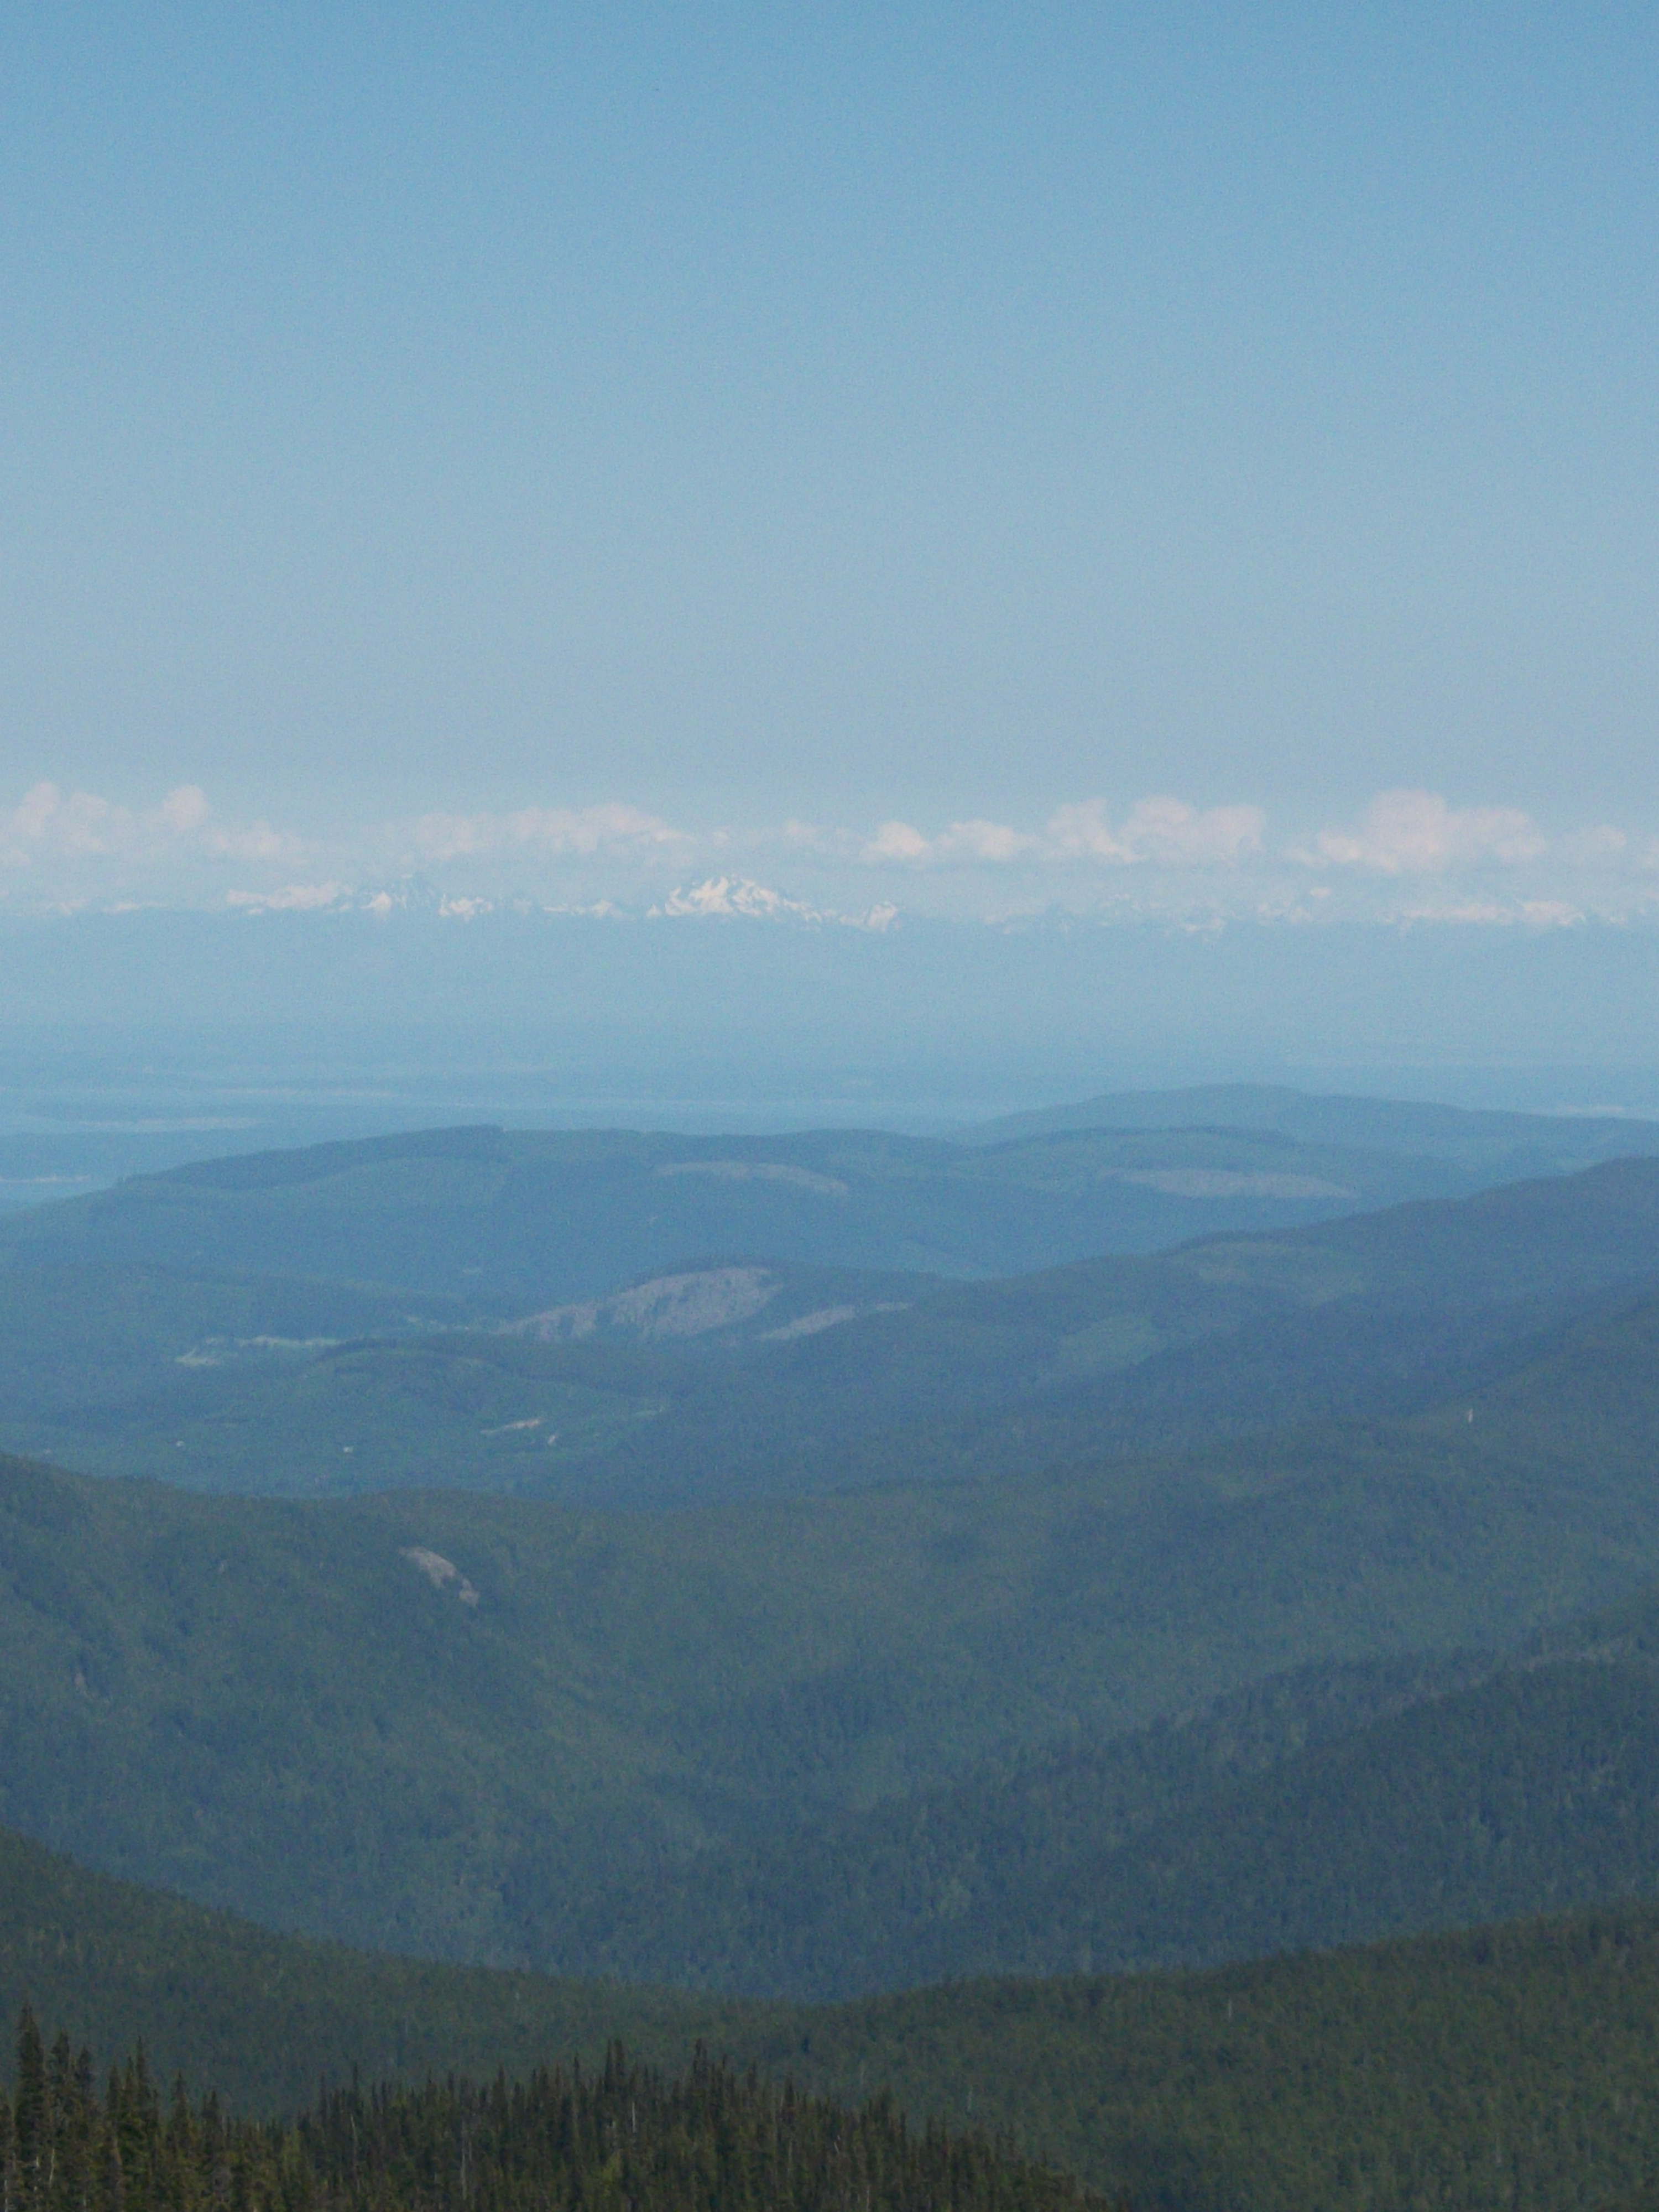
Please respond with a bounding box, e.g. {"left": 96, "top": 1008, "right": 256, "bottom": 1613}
{"left": 3, "top": 4, "right": 1658, "bottom": 920}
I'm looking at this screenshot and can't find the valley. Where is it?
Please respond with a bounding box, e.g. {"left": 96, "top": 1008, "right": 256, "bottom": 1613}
{"left": 4, "top": 1083, "right": 1659, "bottom": 2208}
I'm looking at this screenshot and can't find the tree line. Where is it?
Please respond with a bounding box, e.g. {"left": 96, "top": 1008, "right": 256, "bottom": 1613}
{"left": 0, "top": 2009, "right": 1117, "bottom": 2212}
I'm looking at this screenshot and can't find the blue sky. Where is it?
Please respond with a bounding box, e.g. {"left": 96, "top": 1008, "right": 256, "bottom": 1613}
{"left": 2, "top": 4, "right": 1657, "bottom": 926}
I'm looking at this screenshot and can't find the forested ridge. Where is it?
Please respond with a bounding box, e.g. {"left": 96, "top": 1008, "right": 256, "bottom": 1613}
{"left": 14, "top": 1383, "right": 1659, "bottom": 1970}
{"left": 961, "top": 1083, "right": 1659, "bottom": 1172}
{"left": 774, "top": 1907, "right": 1659, "bottom": 2211}
{"left": 525, "top": 1604, "right": 1659, "bottom": 1996}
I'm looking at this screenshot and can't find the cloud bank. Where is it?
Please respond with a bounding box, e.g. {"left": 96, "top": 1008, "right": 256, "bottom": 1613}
{"left": 1291, "top": 790, "right": 1549, "bottom": 874}
{"left": 2, "top": 779, "right": 1655, "bottom": 930}
{"left": 2, "top": 781, "right": 298, "bottom": 875}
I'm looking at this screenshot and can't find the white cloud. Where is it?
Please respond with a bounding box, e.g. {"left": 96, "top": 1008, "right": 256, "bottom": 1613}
{"left": 937, "top": 818, "right": 1041, "bottom": 863}
{"left": 1562, "top": 825, "right": 1630, "bottom": 866}
{"left": 1300, "top": 789, "right": 1547, "bottom": 874}
{"left": 862, "top": 820, "right": 933, "bottom": 863}
{"left": 1046, "top": 796, "right": 1265, "bottom": 866}
{"left": 157, "top": 785, "right": 212, "bottom": 833}
{"left": 225, "top": 882, "right": 347, "bottom": 912}
{"left": 864, "top": 816, "right": 1040, "bottom": 865}
{"left": 2, "top": 781, "right": 299, "bottom": 874}
{"left": 1039, "top": 801, "right": 1134, "bottom": 864}
{"left": 859, "top": 797, "right": 1261, "bottom": 870}
{"left": 411, "top": 802, "right": 694, "bottom": 864}
{"left": 206, "top": 818, "right": 295, "bottom": 863}
{"left": 3, "top": 781, "right": 146, "bottom": 862}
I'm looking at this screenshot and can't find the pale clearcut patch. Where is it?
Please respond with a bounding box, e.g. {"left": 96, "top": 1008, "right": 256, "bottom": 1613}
{"left": 1113, "top": 1168, "right": 1357, "bottom": 1200}
{"left": 512, "top": 1265, "right": 781, "bottom": 1343}
{"left": 762, "top": 1300, "right": 912, "bottom": 1342}
{"left": 401, "top": 1547, "right": 480, "bottom": 1606}
{"left": 653, "top": 1159, "right": 849, "bottom": 1195}
{"left": 176, "top": 1334, "right": 339, "bottom": 1366}
{"left": 761, "top": 1303, "right": 858, "bottom": 1341}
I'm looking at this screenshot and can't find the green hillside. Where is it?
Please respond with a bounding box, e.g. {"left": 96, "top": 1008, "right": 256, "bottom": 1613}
{"left": 0, "top": 1261, "right": 1614, "bottom": 1511}
{"left": 766, "top": 1912, "right": 1659, "bottom": 2212}
{"left": 7, "top": 1165, "right": 1659, "bottom": 1990}
{"left": 554, "top": 1267, "right": 1603, "bottom": 1512}
{"left": 7, "top": 1816, "right": 1659, "bottom": 2210}
{"left": 1220, "top": 1149, "right": 1659, "bottom": 1305}
{"left": 0, "top": 1246, "right": 1264, "bottom": 1500}
{"left": 518, "top": 1647, "right": 1492, "bottom": 1992}
{"left": 9, "top": 1268, "right": 1659, "bottom": 1964}
{"left": 685, "top": 1157, "right": 1659, "bottom": 1505}
{"left": 547, "top": 1623, "right": 1659, "bottom": 1999}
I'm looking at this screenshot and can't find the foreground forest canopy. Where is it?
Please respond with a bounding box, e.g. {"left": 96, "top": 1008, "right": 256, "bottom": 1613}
{"left": 0, "top": 2009, "right": 1105, "bottom": 2212}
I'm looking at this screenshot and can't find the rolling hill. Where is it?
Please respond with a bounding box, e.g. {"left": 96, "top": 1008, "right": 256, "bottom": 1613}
{"left": 966, "top": 1081, "right": 1659, "bottom": 1180}
{"left": 0, "top": 1119, "right": 1541, "bottom": 1306}
{"left": 7, "top": 1151, "right": 1659, "bottom": 1506}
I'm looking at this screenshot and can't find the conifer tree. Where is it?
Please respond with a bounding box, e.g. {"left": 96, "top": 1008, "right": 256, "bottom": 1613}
{"left": 13, "top": 2008, "right": 45, "bottom": 2211}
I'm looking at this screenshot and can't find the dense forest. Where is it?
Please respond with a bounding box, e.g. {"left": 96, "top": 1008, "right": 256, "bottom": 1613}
{"left": 14, "top": 1387, "right": 1659, "bottom": 1970}
{"left": 0, "top": 2011, "right": 1107, "bottom": 2212}
{"left": 518, "top": 1641, "right": 1659, "bottom": 1994}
